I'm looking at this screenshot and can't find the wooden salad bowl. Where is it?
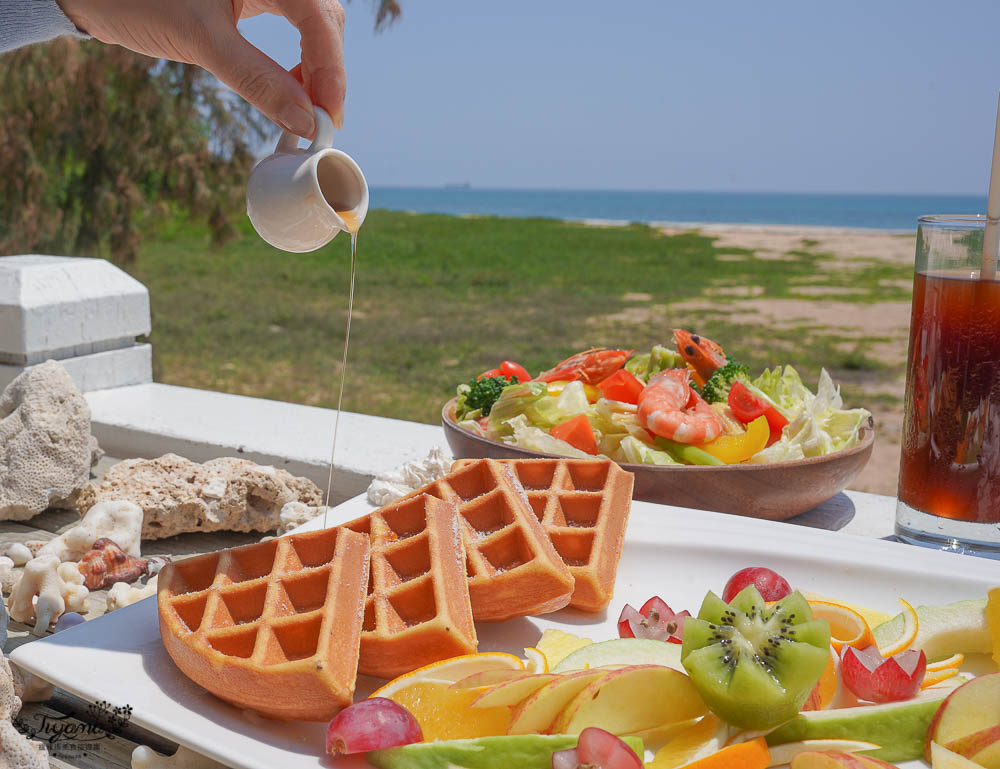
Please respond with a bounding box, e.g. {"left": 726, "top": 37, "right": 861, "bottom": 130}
{"left": 441, "top": 397, "right": 875, "bottom": 521}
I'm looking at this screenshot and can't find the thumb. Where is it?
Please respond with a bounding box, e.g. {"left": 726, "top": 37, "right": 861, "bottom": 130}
{"left": 198, "top": 27, "right": 316, "bottom": 138}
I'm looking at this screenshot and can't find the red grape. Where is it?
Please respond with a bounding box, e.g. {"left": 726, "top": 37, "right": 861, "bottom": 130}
{"left": 841, "top": 645, "right": 926, "bottom": 703}
{"left": 325, "top": 697, "right": 422, "bottom": 755}
{"left": 617, "top": 597, "right": 689, "bottom": 643}
{"left": 722, "top": 567, "right": 792, "bottom": 603}
{"left": 551, "top": 728, "right": 642, "bottom": 769}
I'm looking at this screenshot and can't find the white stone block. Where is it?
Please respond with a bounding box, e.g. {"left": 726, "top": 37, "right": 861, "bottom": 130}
{"left": 86, "top": 383, "right": 446, "bottom": 504}
{"left": 0, "top": 255, "right": 150, "bottom": 363}
{"left": 0, "top": 344, "right": 152, "bottom": 393}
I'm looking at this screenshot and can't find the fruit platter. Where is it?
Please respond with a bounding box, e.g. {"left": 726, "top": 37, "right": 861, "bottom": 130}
{"left": 442, "top": 331, "right": 874, "bottom": 518}
{"left": 10, "top": 458, "right": 1000, "bottom": 769}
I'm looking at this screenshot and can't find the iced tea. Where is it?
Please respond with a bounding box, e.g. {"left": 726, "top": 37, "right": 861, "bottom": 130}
{"left": 898, "top": 269, "right": 1000, "bottom": 523}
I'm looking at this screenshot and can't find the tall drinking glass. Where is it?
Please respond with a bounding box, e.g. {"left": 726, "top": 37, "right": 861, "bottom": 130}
{"left": 896, "top": 215, "right": 1000, "bottom": 556}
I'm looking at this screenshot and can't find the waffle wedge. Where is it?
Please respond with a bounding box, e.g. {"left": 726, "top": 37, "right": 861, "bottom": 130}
{"left": 158, "top": 527, "right": 369, "bottom": 721}
{"left": 341, "top": 494, "right": 478, "bottom": 679}
{"left": 396, "top": 458, "right": 576, "bottom": 622}
{"left": 496, "top": 458, "right": 633, "bottom": 612}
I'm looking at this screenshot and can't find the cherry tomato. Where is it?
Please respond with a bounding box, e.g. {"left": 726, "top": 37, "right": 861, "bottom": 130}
{"left": 499, "top": 360, "right": 531, "bottom": 383}
{"left": 478, "top": 367, "right": 503, "bottom": 380}
{"left": 617, "top": 596, "right": 690, "bottom": 643}
{"left": 722, "top": 567, "right": 792, "bottom": 603}
{"left": 841, "top": 645, "right": 926, "bottom": 703}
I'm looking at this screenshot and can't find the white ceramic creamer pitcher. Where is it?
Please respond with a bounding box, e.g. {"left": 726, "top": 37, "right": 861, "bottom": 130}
{"left": 246, "top": 107, "right": 368, "bottom": 252}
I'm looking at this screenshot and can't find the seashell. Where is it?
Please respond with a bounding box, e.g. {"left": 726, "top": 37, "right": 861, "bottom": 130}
{"left": 144, "top": 555, "right": 172, "bottom": 577}
{"left": 77, "top": 538, "right": 147, "bottom": 590}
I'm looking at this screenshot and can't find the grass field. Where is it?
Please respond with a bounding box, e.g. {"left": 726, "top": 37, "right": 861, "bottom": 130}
{"left": 129, "top": 211, "right": 910, "bottom": 426}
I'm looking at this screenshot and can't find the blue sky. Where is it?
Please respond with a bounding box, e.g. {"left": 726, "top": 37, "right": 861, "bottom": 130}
{"left": 240, "top": 0, "right": 1000, "bottom": 195}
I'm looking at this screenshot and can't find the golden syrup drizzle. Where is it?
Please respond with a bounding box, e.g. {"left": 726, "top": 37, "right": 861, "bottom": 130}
{"left": 323, "top": 215, "right": 359, "bottom": 526}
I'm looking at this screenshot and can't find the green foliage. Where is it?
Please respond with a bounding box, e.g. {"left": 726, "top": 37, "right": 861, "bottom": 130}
{"left": 0, "top": 41, "right": 272, "bottom": 262}
{"left": 699, "top": 360, "right": 751, "bottom": 403}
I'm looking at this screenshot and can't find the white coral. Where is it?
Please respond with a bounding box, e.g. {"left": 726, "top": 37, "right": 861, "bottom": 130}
{"left": 132, "top": 745, "right": 227, "bottom": 769}
{"left": 106, "top": 577, "right": 157, "bottom": 612}
{"left": 366, "top": 446, "right": 454, "bottom": 506}
{"left": 0, "top": 654, "right": 48, "bottom": 768}
{"left": 8, "top": 556, "right": 89, "bottom": 635}
{"left": 35, "top": 500, "right": 144, "bottom": 563}
{"left": 0, "top": 557, "right": 15, "bottom": 593}
{"left": 8, "top": 659, "right": 55, "bottom": 703}
{"left": 0, "top": 360, "right": 93, "bottom": 522}
{"left": 278, "top": 501, "right": 328, "bottom": 534}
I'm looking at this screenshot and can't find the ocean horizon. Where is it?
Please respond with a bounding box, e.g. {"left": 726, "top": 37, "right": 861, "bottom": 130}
{"left": 369, "top": 187, "right": 986, "bottom": 232}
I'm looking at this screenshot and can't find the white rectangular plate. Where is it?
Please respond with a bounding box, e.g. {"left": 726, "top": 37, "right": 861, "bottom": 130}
{"left": 12, "top": 496, "right": 1000, "bottom": 769}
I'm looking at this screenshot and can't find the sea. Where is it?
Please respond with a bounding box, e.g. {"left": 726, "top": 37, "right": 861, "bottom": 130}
{"left": 369, "top": 188, "right": 986, "bottom": 232}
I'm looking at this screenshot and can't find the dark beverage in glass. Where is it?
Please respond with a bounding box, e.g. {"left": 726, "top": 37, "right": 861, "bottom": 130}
{"left": 896, "top": 216, "right": 1000, "bottom": 554}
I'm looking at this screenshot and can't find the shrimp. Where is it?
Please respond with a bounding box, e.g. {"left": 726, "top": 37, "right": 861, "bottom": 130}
{"left": 673, "top": 329, "right": 727, "bottom": 382}
{"left": 638, "top": 368, "right": 723, "bottom": 444}
{"left": 534, "top": 347, "right": 634, "bottom": 384}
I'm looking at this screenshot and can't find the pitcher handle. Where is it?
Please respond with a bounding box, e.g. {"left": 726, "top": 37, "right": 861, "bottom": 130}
{"left": 275, "top": 107, "right": 335, "bottom": 153}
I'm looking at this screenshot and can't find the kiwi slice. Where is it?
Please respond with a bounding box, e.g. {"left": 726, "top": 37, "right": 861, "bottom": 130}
{"left": 680, "top": 586, "right": 831, "bottom": 730}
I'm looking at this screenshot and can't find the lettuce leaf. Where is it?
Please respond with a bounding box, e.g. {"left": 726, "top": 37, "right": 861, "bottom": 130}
{"left": 614, "top": 435, "right": 681, "bottom": 465}
{"left": 749, "top": 368, "right": 871, "bottom": 463}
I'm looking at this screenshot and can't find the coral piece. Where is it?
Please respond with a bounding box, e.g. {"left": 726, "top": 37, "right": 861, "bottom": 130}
{"left": 132, "top": 745, "right": 228, "bottom": 769}
{"left": 277, "top": 500, "right": 328, "bottom": 533}
{"left": 106, "top": 577, "right": 157, "bottom": 612}
{"left": 23, "top": 541, "right": 45, "bottom": 557}
{"left": 77, "top": 538, "right": 148, "bottom": 590}
{"left": 77, "top": 454, "right": 323, "bottom": 539}
{"left": 366, "top": 446, "right": 454, "bottom": 506}
{"left": 36, "top": 500, "right": 143, "bottom": 563}
{"left": 1, "top": 543, "right": 31, "bottom": 566}
{"left": 8, "top": 555, "right": 89, "bottom": 635}
{"left": 0, "top": 361, "right": 93, "bottom": 522}
{"left": 0, "top": 654, "right": 48, "bottom": 768}
{"left": 0, "top": 557, "right": 15, "bottom": 593}
{"left": 145, "top": 556, "right": 171, "bottom": 577}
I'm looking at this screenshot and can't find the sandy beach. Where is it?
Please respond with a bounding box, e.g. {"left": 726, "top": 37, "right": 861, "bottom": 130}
{"left": 655, "top": 223, "right": 916, "bottom": 498}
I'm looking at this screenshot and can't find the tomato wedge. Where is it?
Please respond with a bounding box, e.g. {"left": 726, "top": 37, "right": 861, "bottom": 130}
{"left": 840, "top": 645, "right": 926, "bottom": 703}
{"left": 728, "top": 381, "right": 789, "bottom": 444}
{"left": 596, "top": 369, "right": 645, "bottom": 404}
{"left": 549, "top": 414, "right": 599, "bottom": 455}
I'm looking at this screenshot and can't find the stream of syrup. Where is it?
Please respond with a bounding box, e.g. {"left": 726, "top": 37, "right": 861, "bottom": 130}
{"left": 323, "top": 212, "right": 360, "bottom": 527}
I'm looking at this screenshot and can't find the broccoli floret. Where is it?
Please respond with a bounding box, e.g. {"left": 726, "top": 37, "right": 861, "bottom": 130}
{"left": 699, "top": 360, "right": 751, "bottom": 404}
{"left": 459, "top": 375, "right": 517, "bottom": 416}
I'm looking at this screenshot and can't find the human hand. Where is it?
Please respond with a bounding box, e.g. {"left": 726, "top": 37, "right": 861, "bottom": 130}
{"left": 57, "top": 0, "right": 346, "bottom": 138}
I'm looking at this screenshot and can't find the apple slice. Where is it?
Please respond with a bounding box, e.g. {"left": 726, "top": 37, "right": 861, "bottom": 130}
{"left": 925, "top": 671, "right": 1000, "bottom": 768}
{"left": 507, "top": 669, "right": 608, "bottom": 735}
{"left": 551, "top": 664, "right": 707, "bottom": 736}
{"left": 789, "top": 750, "right": 898, "bottom": 768}
{"left": 647, "top": 715, "right": 729, "bottom": 769}
{"left": 767, "top": 740, "right": 881, "bottom": 767}
{"left": 470, "top": 673, "right": 558, "bottom": 708}
{"left": 930, "top": 741, "right": 990, "bottom": 769}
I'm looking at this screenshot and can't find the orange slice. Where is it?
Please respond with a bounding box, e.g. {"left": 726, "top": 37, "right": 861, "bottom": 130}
{"left": 524, "top": 647, "right": 549, "bottom": 674}
{"left": 802, "top": 647, "right": 841, "bottom": 711}
{"left": 926, "top": 653, "right": 964, "bottom": 672}
{"left": 877, "top": 598, "right": 919, "bottom": 657}
{"left": 370, "top": 652, "right": 524, "bottom": 741}
{"left": 921, "top": 667, "right": 960, "bottom": 689}
{"left": 807, "top": 600, "right": 875, "bottom": 653}
{"left": 679, "top": 736, "right": 770, "bottom": 769}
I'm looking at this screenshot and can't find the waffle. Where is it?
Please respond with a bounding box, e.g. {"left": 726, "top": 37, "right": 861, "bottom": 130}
{"left": 454, "top": 458, "right": 633, "bottom": 612}
{"left": 157, "top": 526, "right": 370, "bottom": 721}
{"left": 340, "top": 494, "right": 478, "bottom": 679}
{"left": 394, "top": 459, "right": 576, "bottom": 622}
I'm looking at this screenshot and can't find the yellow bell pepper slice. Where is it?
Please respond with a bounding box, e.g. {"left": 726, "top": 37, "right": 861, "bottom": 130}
{"left": 545, "top": 381, "right": 602, "bottom": 403}
{"left": 697, "top": 415, "right": 769, "bottom": 464}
